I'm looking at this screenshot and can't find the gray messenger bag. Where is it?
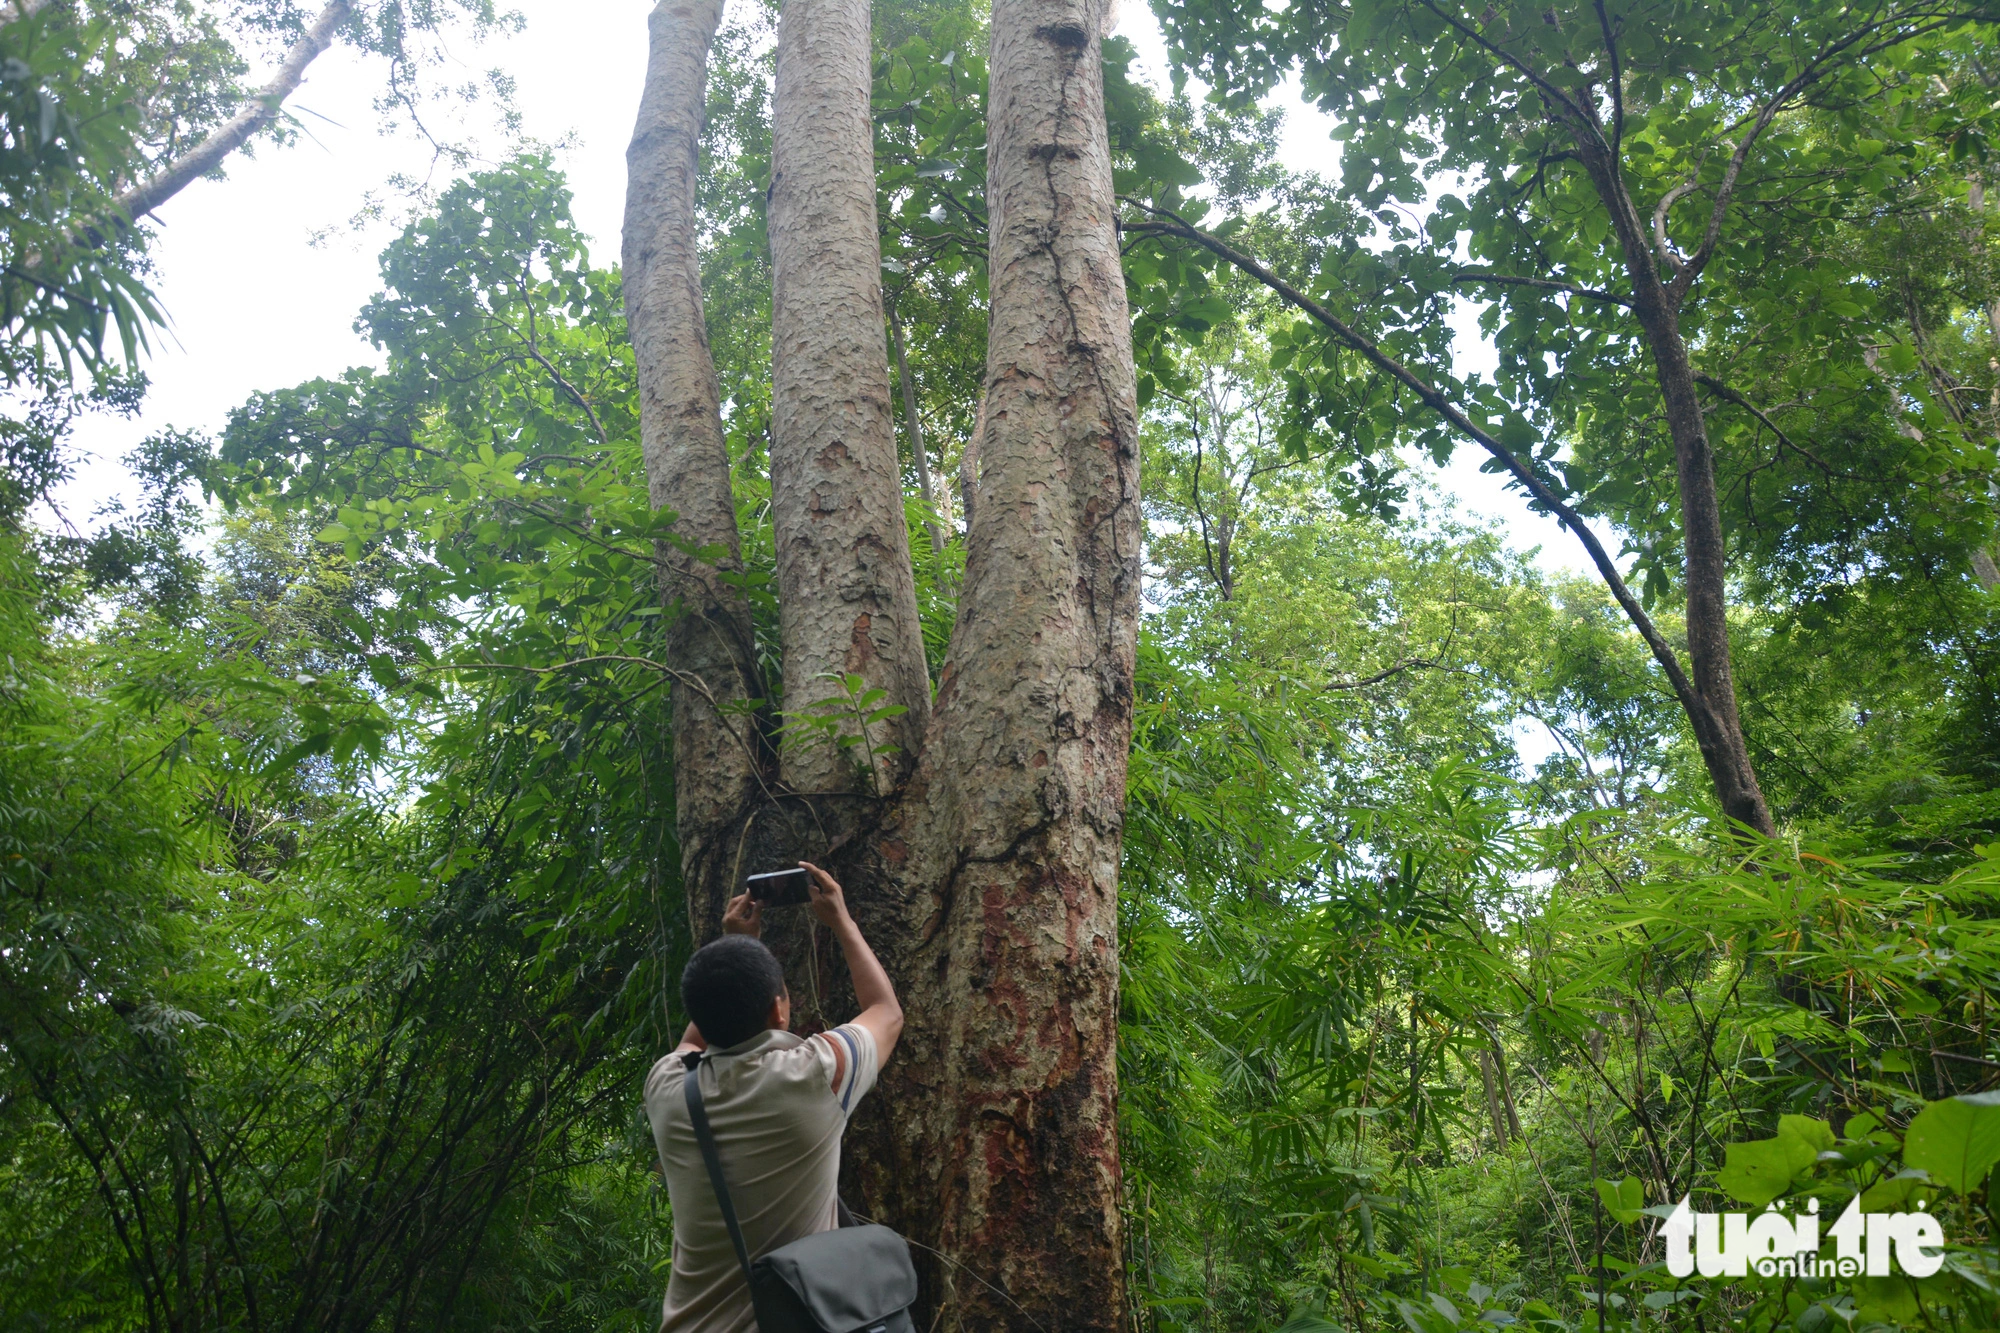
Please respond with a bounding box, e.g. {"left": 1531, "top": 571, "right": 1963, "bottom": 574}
{"left": 681, "top": 1051, "right": 918, "bottom": 1333}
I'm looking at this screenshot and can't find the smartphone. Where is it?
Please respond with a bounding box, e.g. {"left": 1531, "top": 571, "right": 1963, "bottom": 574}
{"left": 746, "top": 866, "right": 813, "bottom": 907}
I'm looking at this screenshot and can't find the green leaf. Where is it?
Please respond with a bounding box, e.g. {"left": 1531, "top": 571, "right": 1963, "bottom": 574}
{"left": 1497, "top": 414, "right": 1537, "bottom": 453}
{"left": 1860, "top": 1169, "right": 1931, "bottom": 1212}
{"left": 1594, "top": 1176, "right": 1644, "bottom": 1225}
{"left": 1717, "top": 1128, "right": 1818, "bottom": 1205}
{"left": 1903, "top": 1092, "right": 2000, "bottom": 1194}
{"left": 315, "top": 523, "right": 351, "bottom": 544}
{"left": 1275, "top": 1314, "right": 1344, "bottom": 1333}
{"left": 1779, "top": 1115, "right": 1837, "bottom": 1155}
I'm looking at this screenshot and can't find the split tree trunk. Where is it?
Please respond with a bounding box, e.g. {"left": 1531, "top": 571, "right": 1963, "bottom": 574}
{"left": 873, "top": 0, "right": 1141, "bottom": 1319}
{"left": 624, "top": 0, "right": 772, "bottom": 941}
{"left": 769, "top": 0, "right": 931, "bottom": 794}
{"left": 624, "top": 0, "right": 1139, "bottom": 1324}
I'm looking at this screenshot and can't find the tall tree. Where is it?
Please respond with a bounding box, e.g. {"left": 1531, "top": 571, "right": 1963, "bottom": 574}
{"left": 1142, "top": 0, "right": 2000, "bottom": 837}
{"left": 769, "top": 0, "right": 931, "bottom": 793}
{"left": 623, "top": 0, "right": 769, "bottom": 945}
{"left": 623, "top": 0, "right": 1139, "bottom": 1323}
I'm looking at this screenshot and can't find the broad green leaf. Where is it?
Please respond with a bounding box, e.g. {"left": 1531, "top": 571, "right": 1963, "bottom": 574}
{"left": 1717, "top": 1128, "right": 1818, "bottom": 1205}
{"left": 1903, "top": 1093, "right": 2000, "bottom": 1194}
{"left": 1860, "top": 1169, "right": 1931, "bottom": 1212}
{"left": 1778, "top": 1115, "right": 1837, "bottom": 1155}
{"left": 1593, "top": 1176, "right": 1644, "bottom": 1225}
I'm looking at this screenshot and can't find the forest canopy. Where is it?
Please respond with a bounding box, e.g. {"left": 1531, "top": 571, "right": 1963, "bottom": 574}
{"left": 4, "top": 0, "right": 2000, "bottom": 1331}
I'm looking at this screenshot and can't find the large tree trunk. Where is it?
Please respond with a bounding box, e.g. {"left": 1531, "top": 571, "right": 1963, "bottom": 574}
{"left": 1630, "top": 303, "right": 1773, "bottom": 837}
{"left": 768, "top": 0, "right": 931, "bottom": 795}
{"left": 624, "top": 0, "right": 772, "bottom": 940}
{"left": 625, "top": 0, "right": 1139, "bottom": 1322}
{"left": 874, "top": 0, "right": 1141, "bottom": 1321}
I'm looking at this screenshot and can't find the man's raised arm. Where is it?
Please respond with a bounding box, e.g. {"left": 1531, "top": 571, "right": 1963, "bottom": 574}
{"left": 800, "top": 861, "right": 903, "bottom": 1062}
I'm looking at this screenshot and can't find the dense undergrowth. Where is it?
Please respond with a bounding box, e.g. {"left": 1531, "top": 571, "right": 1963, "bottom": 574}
{"left": 8, "top": 0, "right": 2000, "bottom": 1327}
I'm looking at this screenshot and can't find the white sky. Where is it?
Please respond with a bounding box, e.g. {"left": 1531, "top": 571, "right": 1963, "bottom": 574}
{"left": 50, "top": 0, "right": 1604, "bottom": 589}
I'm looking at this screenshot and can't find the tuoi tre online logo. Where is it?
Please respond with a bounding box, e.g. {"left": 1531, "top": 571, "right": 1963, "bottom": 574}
{"left": 1662, "top": 1195, "right": 1945, "bottom": 1280}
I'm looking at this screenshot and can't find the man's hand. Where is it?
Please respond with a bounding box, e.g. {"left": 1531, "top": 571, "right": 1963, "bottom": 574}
{"left": 800, "top": 862, "right": 851, "bottom": 930}
{"left": 721, "top": 892, "right": 762, "bottom": 938}
{"left": 798, "top": 861, "right": 902, "bottom": 1064}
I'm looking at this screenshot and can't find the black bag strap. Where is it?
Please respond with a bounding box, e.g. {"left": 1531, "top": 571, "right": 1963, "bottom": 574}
{"left": 681, "top": 1051, "right": 757, "bottom": 1286}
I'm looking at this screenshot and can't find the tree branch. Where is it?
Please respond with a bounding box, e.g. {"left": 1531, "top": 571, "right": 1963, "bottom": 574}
{"left": 1651, "top": 178, "right": 1700, "bottom": 275}
{"left": 888, "top": 294, "right": 946, "bottom": 553}
{"left": 1181, "top": 392, "right": 1225, "bottom": 598}
{"left": 1120, "top": 203, "right": 1714, "bottom": 738}
{"left": 107, "top": 0, "right": 352, "bottom": 229}
{"left": 1693, "top": 373, "right": 1852, "bottom": 478}
{"left": 1452, "top": 269, "right": 1629, "bottom": 306}
{"left": 1593, "top": 0, "right": 1625, "bottom": 157}
{"left": 1665, "top": 13, "right": 1956, "bottom": 304}
{"left": 1419, "top": 0, "right": 1604, "bottom": 146}
{"left": 1325, "top": 612, "right": 1462, "bottom": 692}
{"left": 517, "top": 294, "right": 608, "bottom": 443}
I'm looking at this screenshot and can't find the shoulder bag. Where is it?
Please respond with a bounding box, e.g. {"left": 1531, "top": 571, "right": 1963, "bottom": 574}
{"left": 681, "top": 1050, "right": 919, "bottom": 1333}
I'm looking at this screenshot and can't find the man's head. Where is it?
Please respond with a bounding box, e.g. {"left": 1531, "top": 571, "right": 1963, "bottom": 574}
{"left": 680, "top": 935, "right": 790, "bottom": 1049}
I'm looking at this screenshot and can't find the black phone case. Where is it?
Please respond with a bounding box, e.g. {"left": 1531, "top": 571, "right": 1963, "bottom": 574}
{"left": 746, "top": 868, "right": 812, "bottom": 906}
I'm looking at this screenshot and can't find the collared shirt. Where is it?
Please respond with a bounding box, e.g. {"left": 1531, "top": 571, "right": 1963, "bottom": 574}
{"left": 644, "top": 1024, "right": 880, "bottom": 1333}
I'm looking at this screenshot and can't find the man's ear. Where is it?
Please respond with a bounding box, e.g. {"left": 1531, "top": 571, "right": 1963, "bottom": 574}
{"left": 766, "top": 988, "right": 791, "bottom": 1032}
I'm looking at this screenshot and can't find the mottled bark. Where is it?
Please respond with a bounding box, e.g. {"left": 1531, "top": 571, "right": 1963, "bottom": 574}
{"left": 625, "top": 0, "right": 1138, "bottom": 1322}
{"left": 623, "top": 0, "right": 771, "bottom": 936}
{"left": 769, "top": 0, "right": 931, "bottom": 794}
{"left": 865, "top": 0, "right": 1140, "bottom": 1322}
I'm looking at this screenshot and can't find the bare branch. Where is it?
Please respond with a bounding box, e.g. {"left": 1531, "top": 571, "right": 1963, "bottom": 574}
{"left": 1452, "top": 269, "right": 1629, "bottom": 306}
{"left": 1651, "top": 178, "right": 1700, "bottom": 275}
{"left": 109, "top": 1, "right": 353, "bottom": 228}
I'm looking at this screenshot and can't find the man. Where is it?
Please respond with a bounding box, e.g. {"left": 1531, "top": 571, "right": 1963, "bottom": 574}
{"left": 645, "top": 862, "right": 904, "bottom": 1332}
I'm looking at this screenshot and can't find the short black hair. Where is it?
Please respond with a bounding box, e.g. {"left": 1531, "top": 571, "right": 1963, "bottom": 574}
{"left": 680, "top": 936, "right": 786, "bottom": 1050}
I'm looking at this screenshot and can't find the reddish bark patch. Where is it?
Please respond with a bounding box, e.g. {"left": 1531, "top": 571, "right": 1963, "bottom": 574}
{"left": 844, "top": 613, "right": 878, "bottom": 672}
